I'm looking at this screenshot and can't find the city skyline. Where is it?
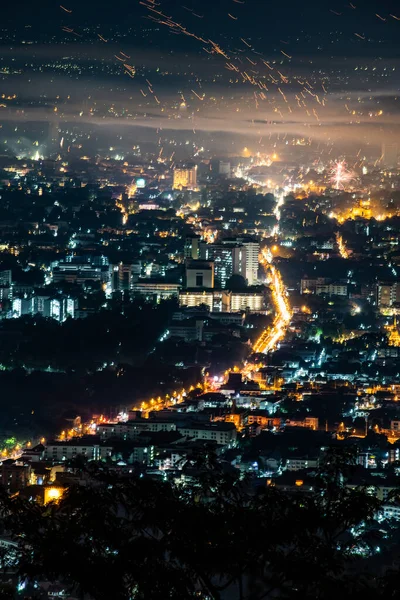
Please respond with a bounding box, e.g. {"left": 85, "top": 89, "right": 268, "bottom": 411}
{"left": 3, "top": 1, "right": 400, "bottom": 599}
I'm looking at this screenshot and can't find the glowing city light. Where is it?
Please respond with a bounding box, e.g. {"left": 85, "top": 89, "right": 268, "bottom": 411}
{"left": 336, "top": 232, "right": 349, "bottom": 259}
{"left": 253, "top": 249, "right": 292, "bottom": 354}
{"left": 44, "top": 487, "right": 64, "bottom": 504}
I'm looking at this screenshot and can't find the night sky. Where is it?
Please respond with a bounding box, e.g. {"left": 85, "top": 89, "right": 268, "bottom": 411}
{"left": 9, "top": 0, "right": 400, "bottom": 42}
{"left": 3, "top": 0, "right": 400, "bottom": 154}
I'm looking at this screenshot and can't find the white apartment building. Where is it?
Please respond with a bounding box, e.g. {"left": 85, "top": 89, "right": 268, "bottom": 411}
{"left": 242, "top": 241, "right": 260, "bottom": 286}
{"left": 177, "top": 422, "right": 237, "bottom": 445}
{"left": 315, "top": 283, "right": 347, "bottom": 297}
{"left": 286, "top": 457, "right": 319, "bottom": 471}
{"left": 97, "top": 420, "right": 176, "bottom": 441}
{"left": 44, "top": 440, "right": 113, "bottom": 461}
{"left": 229, "top": 292, "right": 265, "bottom": 312}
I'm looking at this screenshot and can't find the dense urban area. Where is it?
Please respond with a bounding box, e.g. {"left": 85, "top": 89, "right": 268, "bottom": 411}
{"left": 3, "top": 1, "right": 400, "bottom": 598}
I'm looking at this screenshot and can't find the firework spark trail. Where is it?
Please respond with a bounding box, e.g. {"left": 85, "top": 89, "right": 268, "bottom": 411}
{"left": 59, "top": 4, "right": 135, "bottom": 82}
{"left": 191, "top": 90, "right": 205, "bottom": 101}
{"left": 60, "top": 0, "right": 400, "bottom": 129}
{"left": 139, "top": 0, "right": 328, "bottom": 121}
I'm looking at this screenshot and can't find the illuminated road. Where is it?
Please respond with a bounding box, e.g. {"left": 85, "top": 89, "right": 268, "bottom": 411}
{"left": 272, "top": 191, "right": 284, "bottom": 235}
{"left": 246, "top": 190, "right": 292, "bottom": 355}
{"left": 131, "top": 247, "right": 292, "bottom": 407}
{"left": 0, "top": 449, "right": 24, "bottom": 464}
{"left": 253, "top": 248, "right": 292, "bottom": 354}
{"left": 56, "top": 191, "right": 292, "bottom": 436}
{"left": 131, "top": 383, "right": 205, "bottom": 416}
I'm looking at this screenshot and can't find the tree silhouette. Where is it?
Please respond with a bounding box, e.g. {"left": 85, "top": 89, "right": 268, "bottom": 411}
{"left": 0, "top": 449, "right": 398, "bottom": 599}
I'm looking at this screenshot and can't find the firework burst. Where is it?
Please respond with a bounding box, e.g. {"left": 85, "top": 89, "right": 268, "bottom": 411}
{"left": 330, "top": 160, "right": 353, "bottom": 190}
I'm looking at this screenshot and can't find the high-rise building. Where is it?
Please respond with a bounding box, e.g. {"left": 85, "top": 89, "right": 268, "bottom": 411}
{"left": 243, "top": 241, "right": 260, "bottom": 286}
{"left": 221, "top": 238, "right": 260, "bottom": 286}
{"left": 66, "top": 297, "right": 78, "bottom": 319}
{"left": 50, "top": 297, "right": 78, "bottom": 322}
{"left": 228, "top": 238, "right": 260, "bottom": 285}
{"left": 118, "top": 263, "right": 135, "bottom": 291}
{"left": 0, "top": 270, "right": 12, "bottom": 287}
{"left": 382, "top": 143, "right": 398, "bottom": 168}
{"left": 110, "top": 262, "right": 141, "bottom": 291}
{"left": 202, "top": 244, "right": 246, "bottom": 288}
{"left": 173, "top": 163, "right": 197, "bottom": 190}
{"left": 12, "top": 297, "right": 32, "bottom": 318}
{"left": 0, "top": 270, "right": 12, "bottom": 303}
{"left": 0, "top": 286, "right": 11, "bottom": 302}
{"left": 184, "top": 235, "right": 200, "bottom": 260}
{"left": 33, "top": 295, "right": 51, "bottom": 317}
{"left": 185, "top": 260, "right": 214, "bottom": 289}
